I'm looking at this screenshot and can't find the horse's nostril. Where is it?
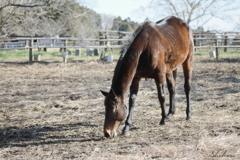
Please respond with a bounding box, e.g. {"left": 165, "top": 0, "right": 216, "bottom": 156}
{"left": 104, "top": 129, "right": 117, "bottom": 138}
{"left": 104, "top": 132, "right": 111, "bottom": 138}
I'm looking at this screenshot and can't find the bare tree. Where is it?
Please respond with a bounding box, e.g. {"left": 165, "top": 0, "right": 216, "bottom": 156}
{"left": 20, "top": 0, "right": 73, "bottom": 37}
{"left": 0, "top": 0, "right": 101, "bottom": 37}
{"left": 100, "top": 14, "right": 116, "bottom": 30}
{"left": 145, "top": 0, "right": 238, "bottom": 26}
{"left": 0, "top": 0, "right": 55, "bottom": 36}
{"left": 236, "top": 17, "right": 240, "bottom": 31}
{"left": 49, "top": 0, "right": 101, "bottom": 38}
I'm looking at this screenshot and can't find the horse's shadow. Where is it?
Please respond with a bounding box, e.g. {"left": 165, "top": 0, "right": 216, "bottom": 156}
{"left": 0, "top": 122, "right": 103, "bottom": 148}
{"left": 199, "top": 57, "right": 240, "bottom": 63}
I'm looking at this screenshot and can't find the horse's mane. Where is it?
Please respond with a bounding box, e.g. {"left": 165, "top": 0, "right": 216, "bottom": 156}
{"left": 112, "top": 21, "right": 149, "bottom": 86}
{"left": 119, "top": 21, "right": 149, "bottom": 60}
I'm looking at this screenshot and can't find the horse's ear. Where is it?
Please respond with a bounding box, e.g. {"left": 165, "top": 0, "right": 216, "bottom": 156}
{"left": 100, "top": 90, "right": 108, "bottom": 97}
{"left": 110, "top": 88, "right": 119, "bottom": 100}
{"left": 110, "top": 88, "right": 117, "bottom": 97}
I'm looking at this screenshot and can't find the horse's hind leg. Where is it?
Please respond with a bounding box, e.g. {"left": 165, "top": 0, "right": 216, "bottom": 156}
{"left": 155, "top": 74, "right": 167, "bottom": 125}
{"left": 182, "top": 57, "right": 192, "bottom": 120}
{"left": 122, "top": 77, "right": 141, "bottom": 136}
{"left": 166, "top": 69, "right": 177, "bottom": 118}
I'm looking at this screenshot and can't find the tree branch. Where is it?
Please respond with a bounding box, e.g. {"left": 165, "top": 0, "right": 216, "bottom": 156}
{"left": 166, "top": 0, "right": 180, "bottom": 17}
{"left": 186, "top": 0, "right": 201, "bottom": 24}
{"left": 190, "top": 0, "right": 216, "bottom": 22}
{"left": 0, "top": 0, "right": 55, "bottom": 11}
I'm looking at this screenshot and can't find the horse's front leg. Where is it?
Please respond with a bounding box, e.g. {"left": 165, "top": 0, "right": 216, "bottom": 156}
{"left": 122, "top": 77, "right": 141, "bottom": 136}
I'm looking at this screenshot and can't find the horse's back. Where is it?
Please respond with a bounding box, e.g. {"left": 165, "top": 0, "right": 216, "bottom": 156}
{"left": 155, "top": 16, "right": 193, "bottom": 50}
{"left": 136, "top": 16, "right": 193, "bottom": 77}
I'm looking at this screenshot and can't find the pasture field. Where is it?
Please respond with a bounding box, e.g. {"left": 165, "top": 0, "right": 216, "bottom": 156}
{"left": 0, "top": 58, "right": 240, "bottom": 159}
{"left": 0, "top": 48, "right": 121, "bottom": 62}
{"left": 0, "top": 48, "right": 240, "bottom": 62}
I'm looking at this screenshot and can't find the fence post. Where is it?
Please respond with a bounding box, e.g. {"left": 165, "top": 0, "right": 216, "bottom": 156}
{"left": 215, "top": 39, "right": 219, "bottom": 60}
{"left": 99, "top": 31, "right": 104, "bottom": 46}
{"left": 4, "top": 41, "right": 8, "bottom": 48}
{"left": 25, "top": 39, "right": 29, "bottom": 48}
{"left": 118, "top": 32, "right": 124, "bottom": 45}
{"left": 104, "top": 30, "right": 109, "bottom": 53}
{"left": 224, "top": 35, "right": 228, "bottom": 52}
{"left": 29, "top": 39, "right": 33, "bottom": 64}
{"left": 64, "top": 39, "right": 67, "bottom": 52}
{"left": 52, "top": 39, "right": 55, "bottom": 47}
{"left": 63, "top": 39, "right": 68, "bottom": 63}
{"left": 193, "top": 37, "right": 197, "bottom": 52}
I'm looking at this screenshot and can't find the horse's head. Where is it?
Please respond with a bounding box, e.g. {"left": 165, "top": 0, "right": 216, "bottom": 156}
{"left": 101, "top": 89, "right": 128, "bottom": 138}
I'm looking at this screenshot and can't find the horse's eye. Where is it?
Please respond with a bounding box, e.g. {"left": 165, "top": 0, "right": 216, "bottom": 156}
{"left": 106, "top": 106, "right": 115, "bottom": 112}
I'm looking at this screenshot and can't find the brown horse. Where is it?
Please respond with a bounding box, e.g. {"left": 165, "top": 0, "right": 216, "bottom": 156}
{"left": 101, "top": 16, "right": 194, "bottom": 138}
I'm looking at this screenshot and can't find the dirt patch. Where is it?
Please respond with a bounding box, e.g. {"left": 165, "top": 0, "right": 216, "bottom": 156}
{"left": 0, "top": 59, "right": 239, "bottom": 159}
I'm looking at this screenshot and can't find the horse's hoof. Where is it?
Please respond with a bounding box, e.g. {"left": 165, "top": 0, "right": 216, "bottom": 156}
{"left": 122, "top": 131, "right": 130, "bottom": 137}
{"left": 167, "top": 113, "right": 173, "bottom": 118}
{"left": 159, "top": 120, "right": 166, "bottom": 125}
{"left": 186, "top": 116, "right": 191, "bottom": 120}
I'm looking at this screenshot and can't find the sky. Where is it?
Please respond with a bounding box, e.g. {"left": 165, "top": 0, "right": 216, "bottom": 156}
{"left": 83, "top": 0, "right": 240, "bottom": 32}
{"left": 83, "top": 0, "right": 151, "bottom": 22}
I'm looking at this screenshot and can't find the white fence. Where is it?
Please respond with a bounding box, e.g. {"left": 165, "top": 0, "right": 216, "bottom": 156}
{"left": 1, "top": 31, "right": 240, "bottom": 63}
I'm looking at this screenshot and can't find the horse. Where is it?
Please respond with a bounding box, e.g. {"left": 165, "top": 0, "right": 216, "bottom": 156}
{"left": 101, "top": 16, "right": 194, "bottom": 138}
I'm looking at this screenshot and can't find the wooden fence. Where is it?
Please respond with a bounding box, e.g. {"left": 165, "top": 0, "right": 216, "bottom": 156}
{"left": 193, "top": 32, "right": 240, "bottom": 59}
{"left": 0, "top": 31, "right": 240, "bottom": 63}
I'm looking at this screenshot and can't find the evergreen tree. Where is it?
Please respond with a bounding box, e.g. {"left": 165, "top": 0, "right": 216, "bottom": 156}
{"left": 112, "top": 17, "right": 139, "bottom": 31}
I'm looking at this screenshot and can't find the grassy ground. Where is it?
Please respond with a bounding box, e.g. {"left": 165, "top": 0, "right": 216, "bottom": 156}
{"left": 0, "top": 59, "right": 239, "bottom": 159}
{"left": 0, "top": 48, "right": 121, "bottom": 62}
{"left": 0, "top": 48, "right": 239, "bottom": 62}
{"left": 194, "top": 48, "right": 240, "bottom": 59}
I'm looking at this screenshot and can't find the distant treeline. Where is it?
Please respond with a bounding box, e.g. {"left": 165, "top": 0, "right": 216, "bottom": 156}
{"left": 112, "top": 16, "right": 139, "bottom": 32}
{"left": 0, "top": 0, "right": 139, "bottom": 38}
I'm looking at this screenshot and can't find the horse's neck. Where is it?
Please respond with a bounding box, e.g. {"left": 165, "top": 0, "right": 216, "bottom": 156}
{"left": 111, "top": 52, "right": 140, "bottom": 99}
{"left": 111, "top": 25, "right": 146, "bottom": 99}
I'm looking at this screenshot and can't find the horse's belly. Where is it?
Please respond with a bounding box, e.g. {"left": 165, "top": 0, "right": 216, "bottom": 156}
{"left": 135, "top": 66, "right": 156, "bottom": 78}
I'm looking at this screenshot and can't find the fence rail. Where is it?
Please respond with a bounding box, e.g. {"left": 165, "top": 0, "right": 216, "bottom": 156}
{"left": 1, "top": 31, "right": 240, "bottom": 63}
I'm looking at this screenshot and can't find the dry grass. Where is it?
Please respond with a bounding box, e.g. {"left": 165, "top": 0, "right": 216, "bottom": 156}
{"left": 87, "top": 133, "right": 239, "bottom": 160}
{"left": 0, "top": 58, "right": 240, "bottom": 159}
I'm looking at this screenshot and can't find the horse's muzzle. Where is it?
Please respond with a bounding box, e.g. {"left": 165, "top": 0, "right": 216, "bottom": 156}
{"left": 104, "top": 129, "right": 117, "bottom": 138}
